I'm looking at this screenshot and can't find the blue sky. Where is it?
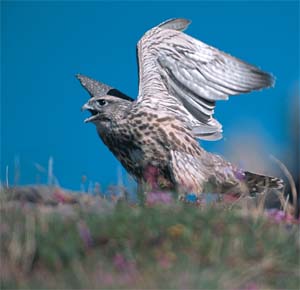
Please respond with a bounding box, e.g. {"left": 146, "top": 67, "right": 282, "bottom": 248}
{"left": 1, "top": 1, "right": 299, "bottom": 190}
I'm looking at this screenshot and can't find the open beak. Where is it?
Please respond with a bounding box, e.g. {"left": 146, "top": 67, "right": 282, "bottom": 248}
{"left": 81, "top": 103, "right": 99, "bottom": 123}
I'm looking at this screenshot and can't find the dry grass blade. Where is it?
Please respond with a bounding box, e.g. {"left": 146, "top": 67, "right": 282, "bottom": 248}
{"left": 6, "top": 165, "right": 9, "bottom": 187}
{"left": 283, "top": 194, "right": 290, "bottom": 213}
{"left": 270, "top": 155, "right": 298, "bottom": 215}
{"left": 257, "top": 189, "right": 268, "bottom": 215}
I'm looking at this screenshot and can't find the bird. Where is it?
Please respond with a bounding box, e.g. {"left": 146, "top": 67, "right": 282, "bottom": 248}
{"left": 78, "top": 18, "right": 283, "bottom": 198}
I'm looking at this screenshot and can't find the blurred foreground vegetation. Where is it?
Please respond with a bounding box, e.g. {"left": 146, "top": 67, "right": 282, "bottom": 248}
{"left": 0, "top": 186, "right": 299, "bottom": 289}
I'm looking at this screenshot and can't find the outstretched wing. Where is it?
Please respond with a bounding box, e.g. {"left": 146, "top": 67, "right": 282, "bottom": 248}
{"left": 136, "top": 18, "right": 274, "bottom": 140}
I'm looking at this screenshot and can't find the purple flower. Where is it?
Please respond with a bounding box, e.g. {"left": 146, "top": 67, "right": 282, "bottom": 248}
{"left": 113, "top": 253, "right": 127, "bottom": 271}
{"left": 77, "top": 220, "right": 93, "bottom": 248}
{"left": 146, "top": 191, "right": 173, "bottom": 206}
{"left": 113, "top": 254, "right": 137, "bottom": 273}
{"left": 266, "top": 209, "right": 299, "bottom": 224}
{"left": 235, "top": 170, "right": 246, "bottom": 181}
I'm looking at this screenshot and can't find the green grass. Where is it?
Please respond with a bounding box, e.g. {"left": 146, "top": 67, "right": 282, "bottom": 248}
{"left": 0, "top": 186, "right": 299, "bottom": 289}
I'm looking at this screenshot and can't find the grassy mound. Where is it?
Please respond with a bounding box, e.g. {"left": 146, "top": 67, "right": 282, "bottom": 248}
{"left": 0, "top": 186, "right": 299, "bottom": 289}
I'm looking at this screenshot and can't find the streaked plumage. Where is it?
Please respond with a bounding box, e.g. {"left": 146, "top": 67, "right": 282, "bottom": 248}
{"left": 78, "top": 18, "right": 283, "bottom": 197}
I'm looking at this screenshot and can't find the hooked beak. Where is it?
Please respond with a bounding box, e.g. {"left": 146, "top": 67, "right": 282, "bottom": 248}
{"left": 81, "top": 102, "right": 99, "bottom": 123}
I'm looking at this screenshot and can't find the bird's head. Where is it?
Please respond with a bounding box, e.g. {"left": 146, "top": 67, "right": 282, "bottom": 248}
{"left": 77, "top": 74, "right": 134, "bottom": 125}
{"left": 82, "top": 95, "right": 131, "bottom": 124}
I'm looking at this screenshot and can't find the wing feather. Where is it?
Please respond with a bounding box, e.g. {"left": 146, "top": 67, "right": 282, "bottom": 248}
{"left": 137, "top": 18, "right": 275, "bottom": 140}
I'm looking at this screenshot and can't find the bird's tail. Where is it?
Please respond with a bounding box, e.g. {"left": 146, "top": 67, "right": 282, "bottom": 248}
{"left": 244, "top": 171, "right": 284, "bottom": 195}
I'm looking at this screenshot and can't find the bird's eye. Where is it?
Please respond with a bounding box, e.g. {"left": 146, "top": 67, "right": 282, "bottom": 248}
{"left": 97, "top": 99, "right": 107, "bottom": 106}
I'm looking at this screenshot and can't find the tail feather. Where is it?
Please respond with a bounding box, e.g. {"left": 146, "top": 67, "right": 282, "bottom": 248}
{"left": 245, "top": 171, "right": 284, "bottom": 195}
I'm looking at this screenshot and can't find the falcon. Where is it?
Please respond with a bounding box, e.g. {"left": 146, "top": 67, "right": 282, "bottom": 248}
{"left": 78, "top": 18, "right": 283, "bottom": 197}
